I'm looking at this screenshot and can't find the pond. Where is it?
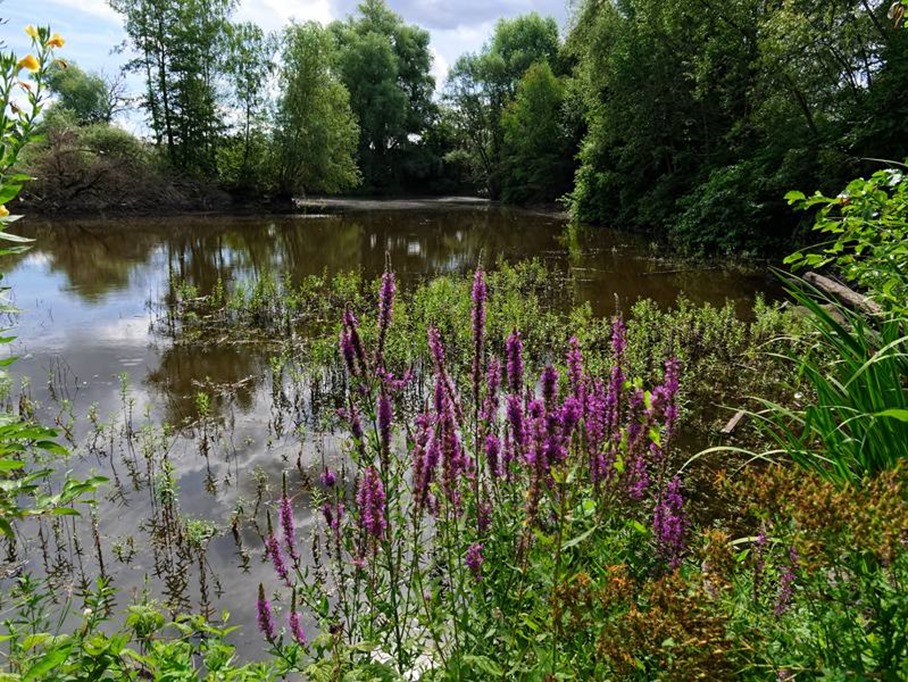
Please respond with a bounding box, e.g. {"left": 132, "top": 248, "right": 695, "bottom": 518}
{"left": 0, "top": 201, "right": 776, "bottom": 656}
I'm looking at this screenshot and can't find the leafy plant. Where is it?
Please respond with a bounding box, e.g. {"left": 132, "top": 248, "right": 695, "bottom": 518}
{"left": 744, "top": 276, "right": 908, "bottom": 486}
{"left": 786, "top": 164, "right": 908, "bottom": 316}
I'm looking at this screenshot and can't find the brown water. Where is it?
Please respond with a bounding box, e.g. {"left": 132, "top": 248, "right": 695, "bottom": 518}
{"left": 0, "top": 202, "right": 777, "bottom": 656}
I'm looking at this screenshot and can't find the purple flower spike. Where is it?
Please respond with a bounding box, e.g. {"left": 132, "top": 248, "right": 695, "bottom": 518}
{"left": 378, "top": 392, "right": 393, "bottom": 453}
{"left": 376, "top": 270, "right": 396, "bottom": 367}
{"left": 506, "top": 394, "right": 526, "bottom": 458}
{"left": 567, "top": 336, "right": 585, "bottom": 403}
{"left": 289, "top": 610, "right": 306, "bottom": 645}
{"left": 485, "top": 433, "right": 501, "bottom": 477}
{"left": 465, "top": 542, "right": 485, "bottom": 581}
{"left": 471, "top": 268, "right": 487, "bottom": 399}
{"left": 342, "top": 307, "right": 368, "bottom": 376}
{"left": 257, "top": 584, "right": 276, "bottom": 641}
{"left": 320, "top": 469, "right": 337, "bottom": 487}
{"left": 653, "top": 476, "right": 687, "bottom": 569}
{"left": 428, "top": 326, "right": 447, "bottom": 371}
{"left": 356, "top": 466, "right": 387, "bottom": 541}
{"left": 339, "top": 327, "right": 356, "bottom": 376}
{"left": 279, "top": 494, "right": 299, "bottom": 562}
{"left": 265, "top": 533, "right": 292, "bottom": 587}
{"left": 506, "top": 331, "right": 524, "bottom": 394}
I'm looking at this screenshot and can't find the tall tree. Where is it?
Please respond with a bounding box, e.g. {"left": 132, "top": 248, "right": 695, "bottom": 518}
{"left": 222, "top": 22, "right": 274, "bottom": 186}
{"left": 110, "top": 0, "right": 235, "bottom": 175}
{"left": 565, "top": 0, "right": 907, "bottom": 253}
{"left": 46, "top": 62, "right": 125, "bottom": 125}
{"left": 443, "top": 13, "right": 561, "bottom": 198}
{"left": 501, "top": 61, "right": 572, "bottom": 204}
{"left": 273, "top": 22, "right": 360, "bottom": 198}
{"left": 330, "top": 0, "right": 436, "bottom": 192}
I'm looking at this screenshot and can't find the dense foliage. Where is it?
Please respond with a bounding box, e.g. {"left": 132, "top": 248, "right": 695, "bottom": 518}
{"left": 17, "top": 0, "right": 908, "bottom": 255}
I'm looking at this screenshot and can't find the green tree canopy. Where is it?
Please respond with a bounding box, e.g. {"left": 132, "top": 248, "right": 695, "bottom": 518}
{"left": 330, "top": 0, "right": 436, "bottom": 192}
{"left": 443, "top": 12, "right": 564, "bottom": 198}
{"left": 46, "top": 62, "right": 122, "bottom": 125}
{"left": 273, "top": 22, "right": 360, "bottom": 198}
{"left": 501, "top": 61, "right": 572, "bottom": 204}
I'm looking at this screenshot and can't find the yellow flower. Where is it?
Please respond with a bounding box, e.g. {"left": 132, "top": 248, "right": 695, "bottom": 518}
{"left": 25, "top": 25, "right": 39, "bottom": 39}
{"left": 0, "top": 205, "right": 9, "bottom": 218}
{"left": 47, "top": 33, "right": 65, "bottom": 48}
{"left": 16, "top": 54, "right": 40, "bottom": 72}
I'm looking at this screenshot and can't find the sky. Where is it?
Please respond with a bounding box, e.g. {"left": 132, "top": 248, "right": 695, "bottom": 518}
{"left": 3, "top": 0, "right": 573, "bottom": 105}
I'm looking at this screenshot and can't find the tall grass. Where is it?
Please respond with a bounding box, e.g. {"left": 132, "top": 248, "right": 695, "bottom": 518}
{"left": 748, "top": 275, "right": 908, "bottom": 486}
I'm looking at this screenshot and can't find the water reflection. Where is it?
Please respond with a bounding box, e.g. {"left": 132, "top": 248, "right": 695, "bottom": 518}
{"left": 0, "top": 203, "right": 778, "bottom": 658}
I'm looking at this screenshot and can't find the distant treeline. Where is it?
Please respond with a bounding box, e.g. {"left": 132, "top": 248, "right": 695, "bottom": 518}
{"left": 22, "top": 0, "right": 908, "bottom": 254}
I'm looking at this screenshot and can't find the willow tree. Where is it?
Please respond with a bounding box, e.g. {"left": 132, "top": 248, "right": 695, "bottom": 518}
{"left": 273, "top": 22, "right": 360, "bottom": 198}
{"left": 329, "top": 0, "right": 436, "bottom": 192}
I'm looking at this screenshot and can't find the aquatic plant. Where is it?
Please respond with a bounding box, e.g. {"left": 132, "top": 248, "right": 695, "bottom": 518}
{"left": 258, "top": 264, "right": 689, "bottom": 677}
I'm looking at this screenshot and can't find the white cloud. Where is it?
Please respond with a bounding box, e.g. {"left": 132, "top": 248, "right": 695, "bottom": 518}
{"left": 235, "top": 0, "right": 335, "bottom": 31}
{"left": 46, "top": 0, "right": 123, "bottom": 25}
{"left": 429, "top": 45, "right": 449, "bottom": 90}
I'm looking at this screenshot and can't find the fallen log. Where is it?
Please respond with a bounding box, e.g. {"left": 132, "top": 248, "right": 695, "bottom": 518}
{"left": 804, "top": 271, "right": 882, "bottom": 317}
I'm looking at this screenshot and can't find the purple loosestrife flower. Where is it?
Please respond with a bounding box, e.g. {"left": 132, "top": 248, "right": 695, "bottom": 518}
{"left": 651, "top": 357, "right": 681, "bottom": 442}
{"left": 775, "top": 546, "right": 800, "bottom": 615}
{"left": 653, "top": 476, "right": 687, "bottom": 569}
{"left": 625, "top": 452, "right": 650, "bottom": 501}
{"left": 381, "top": 368, "right": 412, "bottom": 393}
{"left": 342, "top": 307, "right": 368, "bottom": 376}
{"left": 428, "top": 327, "right": 463, "bottom": 422}
{"left": 375, "top": 270, "right": 396, "bottom": 368}
{"left": 471, "top": 268, "right": 487, "bottom": 401}
{"left": 585, "top": 380, "right": 607, "bottom": 481}
{"left": 356, "top": 466, "right": 387, "bottom": 541}
{"left": 320, "top": 469, "right": 336, "bottom": 488}
{"left": 378, "top": 391, "right": 393, "bottom": 455}
{"left": 339, "top": 327, "right": 356, "bottom": 376}
{"left": 411, "top": 413, "right": 433, "bottom": 510}
{"left": 561, "top": 395, "right": 581, "bottom": 435}
{"left": 265, "top": 532, "right": 292, "bottom": 587}
{"left": 505, "top": 331, "right": 524, "bottom": 394}
{"left": 465, "top": 542, "right": 484, "bottom": 581}
{"left": 289, "top": 610, "right": 306, "bottom": 645}
{"left": 542, "top": 365, "right": 558, "bottom": 407}
{"left": 279, "top": 490, "right": 299, "bottom": 563}
{"left": 485, "top": 433, "right": 501, "bottom": 478}
{"left": 257, "top": 584, "right": 276, "bottom": 641}
{"left": 288, "top": 588, "right": 306, "bottom": 645}
{"left": 322, "top": 501, "right": 344, "bottom": 532}
{"left": 567, "top": 336, "right": 585, "bottom": 403}
{"left": 543, "top": 410, "right": 566, "bottom": 467}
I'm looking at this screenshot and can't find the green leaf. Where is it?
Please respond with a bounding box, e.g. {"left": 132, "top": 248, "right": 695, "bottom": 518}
{"left": 463, "top": 654, "right": 504, "bottom": 677}
{"left": 561, "top": 524, "right": 598, "bottom": 551}
{"left": 0, "top": 184, "right": 22, "bottom": 204}
{"left": 0, "top": 231, "right": 34, "bottom": 244}
{"left": 22, "top": 644, "right": 72, "bottom": 681}
{"left": 875, "top": 409, "right": 908, "bottom": 422}
{"left": 50, "top": 507, "right": 80, "bottom": 516}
